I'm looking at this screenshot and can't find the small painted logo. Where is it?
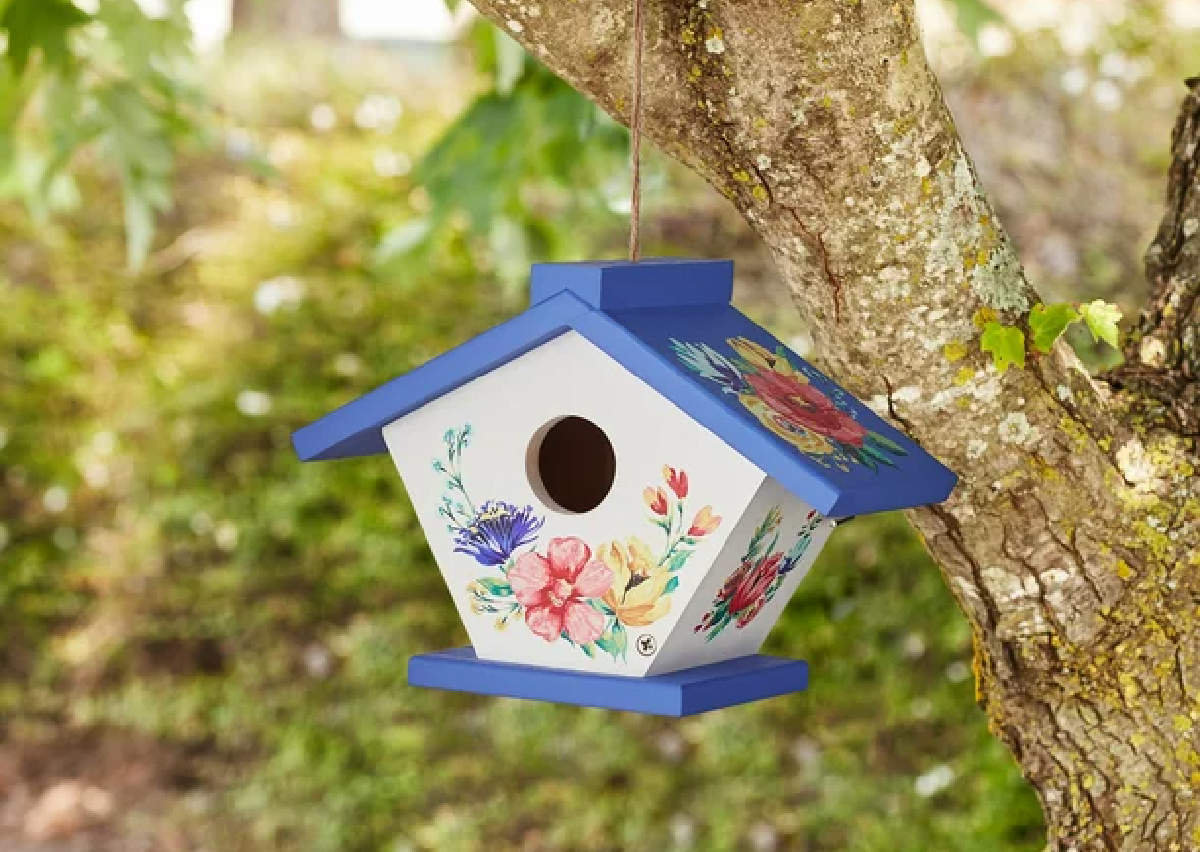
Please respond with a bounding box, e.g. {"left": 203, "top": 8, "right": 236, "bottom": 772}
{"left": 635, "top": 634, "right": 658, "bottom": 657}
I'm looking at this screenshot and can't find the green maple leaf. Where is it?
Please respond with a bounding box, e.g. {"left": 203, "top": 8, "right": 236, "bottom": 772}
{"left": 1079, "top": 300, "right": 1122, "bottom": 349}
{"left": 1, "top": 0, "right": 91, "bottom": 73}
{"left": 1028, "top": 303, "right": 1081, "bottom": 354}
{"left": 981, "top": 321, "right": 1026, "bottom": 374}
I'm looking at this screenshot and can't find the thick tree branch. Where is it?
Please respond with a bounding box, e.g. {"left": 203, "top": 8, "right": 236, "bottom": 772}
{"left": 466, "top": 2, "right": 1200, "bottom": 849}
{"left": 1108, "top": 78, "right": 1200, "bottom": 435}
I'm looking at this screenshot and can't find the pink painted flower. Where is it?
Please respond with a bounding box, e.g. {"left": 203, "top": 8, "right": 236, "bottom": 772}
{"left": 510, "top": 537, "right": 613, "bottom": 644}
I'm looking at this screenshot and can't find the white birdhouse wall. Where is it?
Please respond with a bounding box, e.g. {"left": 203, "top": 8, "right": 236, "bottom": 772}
{"left": 646, "top": 478, "right": 835, "bottom": 676}
{"left": 383, "top": 330, "right": 768, "bottom": 677}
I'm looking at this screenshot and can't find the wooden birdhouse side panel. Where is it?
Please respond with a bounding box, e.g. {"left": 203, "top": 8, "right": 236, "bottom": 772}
{"left": 646, "top": 478, "right": 835, "bottom": 676}
{"left": 382, "top": 330, "right": 767, "bottom": 677}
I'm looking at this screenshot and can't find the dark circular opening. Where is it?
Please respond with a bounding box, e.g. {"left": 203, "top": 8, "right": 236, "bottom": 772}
{"left": 528, "top": 416, "right": 617, "bottom": 514}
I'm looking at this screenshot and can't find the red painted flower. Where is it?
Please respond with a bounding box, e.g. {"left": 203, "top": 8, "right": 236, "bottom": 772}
{"left": 745, "top": 369, "right": 867, "bottom": 447}
{"left": 643, "top": 486, "right": 669, "bottom": 516}
{"left": 727, "top": 552, "right": 784, "bottom": 618}
{"left": 510, "top": 537, "right": 613, "bottom": 643}
{"left": 662, "top": 465, "right": 689, "bottom": 500}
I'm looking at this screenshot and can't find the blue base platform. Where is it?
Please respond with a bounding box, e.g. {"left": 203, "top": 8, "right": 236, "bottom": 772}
{"left": 408, "top": 647, "right": 809, "bottom": 716}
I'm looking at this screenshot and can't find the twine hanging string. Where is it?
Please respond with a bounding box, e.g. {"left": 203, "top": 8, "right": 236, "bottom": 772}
{"left": 628, "top": 0, "right": 646, "bottom": 262}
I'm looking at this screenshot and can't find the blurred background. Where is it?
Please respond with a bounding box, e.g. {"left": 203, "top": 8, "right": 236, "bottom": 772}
{"left": 1, "top": 1, "right": 1198, "bottom": 850}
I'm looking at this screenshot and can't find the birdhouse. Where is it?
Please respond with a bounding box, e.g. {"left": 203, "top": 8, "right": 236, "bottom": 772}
{"left": 293, "top": 259, "right": 956, "bottom": 715}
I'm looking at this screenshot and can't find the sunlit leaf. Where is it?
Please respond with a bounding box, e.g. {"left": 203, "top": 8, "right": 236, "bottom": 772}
{"left": 1028, "top": 303, "right": 1081, "bottom": 354}
{"left": 1079, "top": 300, "right": 1122, "bottom": 349}
{"left": 981, "top": 321, "right": 1026, "bottom": 373}
{"left": 0, "top": 0, "right": 90, "bottom": 73}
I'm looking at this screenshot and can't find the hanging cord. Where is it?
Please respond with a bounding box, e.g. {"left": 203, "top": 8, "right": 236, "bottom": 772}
{"left": 628, "top": 0, "right": 646, "bottom": 262}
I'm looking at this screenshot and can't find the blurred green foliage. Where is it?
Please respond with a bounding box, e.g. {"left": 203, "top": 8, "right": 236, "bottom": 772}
{"left": 0, "top": 0, "right": 201, "bottom": 269}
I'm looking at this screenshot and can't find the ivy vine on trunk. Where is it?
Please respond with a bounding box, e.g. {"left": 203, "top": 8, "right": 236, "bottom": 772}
{"left": 463, "top": 2, "right": 1200, "bottom": 849}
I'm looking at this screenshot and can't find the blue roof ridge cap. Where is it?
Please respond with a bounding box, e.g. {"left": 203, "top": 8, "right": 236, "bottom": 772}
{"left": 530, "top": 258, "right": 734, "bottom": 311}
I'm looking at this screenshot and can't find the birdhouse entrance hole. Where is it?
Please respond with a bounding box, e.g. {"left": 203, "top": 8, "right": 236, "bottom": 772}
{"left": 527, "top": 415, "right": 616, "bottom": 514}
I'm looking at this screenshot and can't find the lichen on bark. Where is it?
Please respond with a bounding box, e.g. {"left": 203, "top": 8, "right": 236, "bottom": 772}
{"left": 464, "top": 2, "right": 1200, "bottom": 849}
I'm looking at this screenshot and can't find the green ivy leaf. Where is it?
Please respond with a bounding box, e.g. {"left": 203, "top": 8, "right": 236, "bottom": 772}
{"left": 1028, "top": 303, "right": 1081, "bottom": 354}
{"left": 981, "top": 322, "right": 1026, "bottom": 374}
{"left": 1079, "top": 300, "right": 1122, "bottom": 350}
{"left": 0, "top": 0, "right": 91, "bottom": 73}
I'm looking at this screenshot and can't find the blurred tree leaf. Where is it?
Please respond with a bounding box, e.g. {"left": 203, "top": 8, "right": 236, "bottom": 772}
{"left": 946, "top": 0, "right": 1003, "bottom": 43}
{"left": 493, "top": 31, "right": 526, "bottom": 96}
{"left": 0, "top": 0, "right": 90, "bottom": 73}
{"left": 410, "top": 57, "right": 626, "bottom": 281}
{"left": 0, "top": 0, "right": 204, "bottom": 270}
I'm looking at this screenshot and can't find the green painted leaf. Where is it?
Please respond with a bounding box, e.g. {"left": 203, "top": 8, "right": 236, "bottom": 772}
{"left": 667, "top": 550, "right": 692, "bottom": 573}
{"left": 849, "top": 445, "right": 878, "bottom": 472}
{"left": 1028, "top": 303, "right": 1081, "bottom": 354}
{"left": 1079, "top": 300, "right": 1122, "bottom": 349}
{"left": 860, "top": 443, "right": 899, "bottom": 469}
{"left": 981, "top": 322, "right": 1026, "bottom": 373}
{"left": 611, "top": 621, "right": 628, "bottom": 661}
{"left": 475, "top": 577, "right": 513, "bottom": 597}
{"left": 866, "top": 431, "right": 907, "bottom": 456}
{"left": 663, "top": 576, "right": 680, "bottom": 595}
{"left": 0, "top": 0, "right": 90, "bottom": 73}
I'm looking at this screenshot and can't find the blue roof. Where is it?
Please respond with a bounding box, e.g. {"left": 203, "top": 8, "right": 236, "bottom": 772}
{"left": 293, "top": 259, "right": 957, "bottom": 517}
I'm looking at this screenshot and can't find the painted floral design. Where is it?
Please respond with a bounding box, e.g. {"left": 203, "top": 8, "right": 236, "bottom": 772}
{"left": 434, "top": 429, "right": 722, "bottom": 662}
{"left": 694, "top": 506, "right": 823, "bottom": 641}
{"left": 434, "top": 426, "right": 544, "bottom": 567}
{"left": 510, "top": 537, "right": 613, "bottom": 643}
{"left": 670, "top": 336, "right": 907, "bottom": 472}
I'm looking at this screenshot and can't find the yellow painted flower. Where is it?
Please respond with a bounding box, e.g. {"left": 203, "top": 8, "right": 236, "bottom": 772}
{"left": 739, "top": 393, "right": 835, "bottom": 455}
{"left": 729, "top": 336, "right": 802, "bottom": 379}
{"left": 599, "top": 537, "right": 674, "bottom": 627}
{"left": 687, "top": 505, "right": 722, "bottom": 537}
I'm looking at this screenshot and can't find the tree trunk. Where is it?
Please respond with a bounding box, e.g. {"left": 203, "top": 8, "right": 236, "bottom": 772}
{"left": 230, "top": 0, "right": 341, "bottom": 37}
{"left": 464, "top": 2, "right": 1200, "bottom": 849}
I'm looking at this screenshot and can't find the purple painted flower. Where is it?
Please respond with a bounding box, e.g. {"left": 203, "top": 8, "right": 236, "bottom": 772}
{"left": 453, "top": 500, "right": 545, "bottom": 567}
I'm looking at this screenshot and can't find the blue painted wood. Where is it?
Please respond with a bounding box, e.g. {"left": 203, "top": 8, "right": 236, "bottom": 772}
{"left": 292, "top": 257, "right": 958, "bottom": 516}
{"left": 408, "top": 647, "right": 810, "bottom": 716}
{"left": 597, "top": 304, "right": 960, "bottom": 517}
{"left": 530, "top": 259, "right": 734, "bottom": 310}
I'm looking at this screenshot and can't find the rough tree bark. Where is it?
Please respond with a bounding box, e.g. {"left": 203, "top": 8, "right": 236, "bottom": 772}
{"left": 464, "top": 2, "right": 1200, "bottom": 850}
